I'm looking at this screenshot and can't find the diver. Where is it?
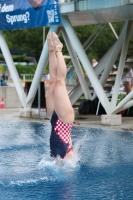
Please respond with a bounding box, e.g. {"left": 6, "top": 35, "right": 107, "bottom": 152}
{"left": 46, "top": 32, "right": 75, "bottom": 161}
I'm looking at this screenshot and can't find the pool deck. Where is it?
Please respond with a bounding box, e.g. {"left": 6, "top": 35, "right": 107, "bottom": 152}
{"left": 0, "top": 108, "right": 133, "bottom": 132}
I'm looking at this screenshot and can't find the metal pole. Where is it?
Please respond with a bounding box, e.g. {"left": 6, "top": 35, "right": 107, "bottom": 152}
{"left": 83, "top": 24, "right": 103, "bottom": 49}
{"left": 38, "top": 82, "right": 41, "bottom": 117}
{"left": 85, "top": 24, "right": 107, "bottom": 51}
{"left": 25, "top": 25, "right": 59, "bottom": 109}
{"left": 61, "top": 16, "right": 111, "bottom": 114}
{"left": 66, "top": 24, "right": 105, "bottom": 71}
{"left": 43, "top": 27, "right": 45, "bottom": 46}
{"left": 108, "top": 23, "right": 118, "bottom": 40}
{"left": 111, "top": 20, "right": 133, "bottom": 108}
{"left": 69, "top": 22, "right": 128, "bottom": 106}
{"left": 92, "top": 21, "right": 129, "bottom": 100}
{"left": 113, "top": 90, "right": 133, "bottom": 114}
{"left": 0, "top": 31, "right": 27, "bottom": 107}
{"left": 61, "top": 27, "right": 92, "bottom": 100}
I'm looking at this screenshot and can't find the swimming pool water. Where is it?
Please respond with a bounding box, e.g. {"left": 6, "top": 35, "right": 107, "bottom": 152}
{"left": 0, "top": 119, "right": 133, "bottom": 200}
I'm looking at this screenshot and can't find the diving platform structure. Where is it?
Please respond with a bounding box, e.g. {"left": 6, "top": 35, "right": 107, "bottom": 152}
{"left": 1, "top": 0, "right": 133, "bottom": 123}
{"left": 60, "top": 0, "right": 133, "bottom": 26}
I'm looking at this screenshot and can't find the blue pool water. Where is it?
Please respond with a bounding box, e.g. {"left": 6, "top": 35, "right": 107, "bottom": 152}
{"left": 0, "top": 119, "right": 133, "bottom": 200}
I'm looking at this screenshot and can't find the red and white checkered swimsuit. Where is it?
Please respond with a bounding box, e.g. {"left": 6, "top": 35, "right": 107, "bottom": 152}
{"left": 50, "top": 111, "right": 73, "bottom": 159}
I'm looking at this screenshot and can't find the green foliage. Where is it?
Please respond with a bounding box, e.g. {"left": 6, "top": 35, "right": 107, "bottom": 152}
{"left": 13, "top": 54, "right": 27, "bottom": 62}
{"left": 58, "top": 22, "right": 124, "bottom": 63}
{"left": 15, "top": 64, "right": 37, "bottom": 74}
{"left": 3, "top": 27, "right": 49, "bottom": 61}
{"left": 44, "top": 66, "right": 49, "bottom": 74}
{"left": 0, "top": 65, "right": 6, "bottom": 74}
{"left": 73, "top": 22, "right": 124, "bottom": 61}
{"left": 3, "top": 22, "right": 124, "bottom": 66}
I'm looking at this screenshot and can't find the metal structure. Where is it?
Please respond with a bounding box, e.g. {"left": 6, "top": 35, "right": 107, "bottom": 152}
{"left": 1, "top": 0, "right": 133, "bottom": 114}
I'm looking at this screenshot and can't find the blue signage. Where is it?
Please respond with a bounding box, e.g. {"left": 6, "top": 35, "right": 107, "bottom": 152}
{"left": 0, "top": 0, "right": 61, "bottom": 30}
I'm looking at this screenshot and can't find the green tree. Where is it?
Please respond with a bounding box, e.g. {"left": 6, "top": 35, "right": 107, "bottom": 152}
{"left": 12, "top": 54, "right": 27, "bottom": 62}
{"left": 3, "top": 27, "right": 49, "bottom": 61}
{"left": 73, "top": 22, "right": 124, "bottom": 61}
{"left": 3, "top": 22, "right": 124, "bottom": 63}
{"left": 15, "top": 64, "right": 37, "bottom": 74}
{"left": 0, "top": 65, "right": 5, "bottom": 74}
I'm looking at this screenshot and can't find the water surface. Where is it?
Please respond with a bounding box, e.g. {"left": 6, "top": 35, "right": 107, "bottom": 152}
{"left": 0, "top": 119, "right": 133, "bottom": 200}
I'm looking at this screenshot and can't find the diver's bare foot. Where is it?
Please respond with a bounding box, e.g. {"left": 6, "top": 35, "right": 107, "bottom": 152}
{"left": 51, "top": 32, "right": 63, "bottom": 53}
{"left": 47, "top": 33, "right": 55, "bottom": 52}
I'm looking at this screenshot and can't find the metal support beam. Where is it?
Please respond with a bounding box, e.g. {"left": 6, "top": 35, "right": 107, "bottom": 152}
{"left": 83, "top": 24, "right": 103, "bottom": 49}
{"left": 61, "top": 16, "right": 111, "bottom": 114}
{"left": 38, "top": 82, "right": 41, "bottom": 116}
{"left": 94, "top": 22, "right": 128, "bottom": 76}
{"left": 113, "top": 90, "right": 133, "bottom": 114}
{"left": 111, "top": 21, "right": 133, "bottom": 109}
{"left": 25, "top": 25, "right": 59, "bottom": 108}
{"left": 67, "top": 24, "right": 101, "bottom": 70}
{"left": 85, "top": 24, "right": 107, "bottom": 52}
{"left": 69, "top": 21, "right": 129, "bottom": 106}
{"left": 92, "top": 21, "right": 129, "bottom": 100}
{"left": 0, "top": 31, "right": 27, "bottom": 107}
{"left": 43, "top": 27, "right": 45, "bottom": 45}
{"left": 108, "top": 23, "right": 118, "bottom": 39}
{"left": 61, "top": 27, "right": 92, "bottom": 100}
{"left": 67, "top": 24, "right": 107, "bottom": 72}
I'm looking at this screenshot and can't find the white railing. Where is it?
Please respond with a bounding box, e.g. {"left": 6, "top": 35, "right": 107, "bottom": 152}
{"left": 19, "top": 74, "right": 35, "bottom": 81}
{"left": 19, "top": 74, "right": 45, "bottom": 81}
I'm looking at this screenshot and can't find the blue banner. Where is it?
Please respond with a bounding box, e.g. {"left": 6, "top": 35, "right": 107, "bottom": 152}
{"left": 0, "top": 0, "right": 61, "bottom": 30}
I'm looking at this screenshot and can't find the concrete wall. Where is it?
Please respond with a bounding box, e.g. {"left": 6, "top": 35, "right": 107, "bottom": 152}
{"left": 0, "top": 86, "right": 22, "bottom": 108}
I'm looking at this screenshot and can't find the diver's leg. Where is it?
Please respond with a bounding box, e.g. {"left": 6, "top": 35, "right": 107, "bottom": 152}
{"left": 46, "top": 33, "right": 57, "bottom": 118}
{"left": 51, "top": 32, "right": 75, "bottom": 124}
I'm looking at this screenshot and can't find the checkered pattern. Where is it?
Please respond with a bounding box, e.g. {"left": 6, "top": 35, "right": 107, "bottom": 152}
{"left": 54, "top": 118, "right": 72, "bottom": 150}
